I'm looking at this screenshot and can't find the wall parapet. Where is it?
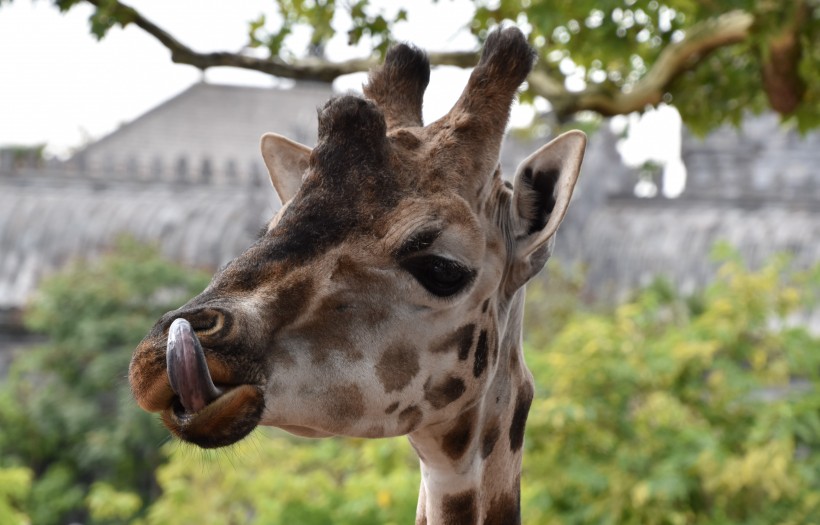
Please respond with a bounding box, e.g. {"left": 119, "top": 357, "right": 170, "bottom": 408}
{"left": 0, "top": 155, "right": 271, "bottom": 188}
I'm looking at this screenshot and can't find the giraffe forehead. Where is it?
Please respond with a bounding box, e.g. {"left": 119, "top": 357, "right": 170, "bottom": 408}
{"left": 260, "top": 172, "right": 401, "bottom": 264}
{"left": 380, "top": 195, "right": 485, "bottom": 259}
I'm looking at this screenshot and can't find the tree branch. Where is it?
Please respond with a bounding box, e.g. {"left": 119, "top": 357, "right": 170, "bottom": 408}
{"left": 83, "top": 0, "right": 754, "bottom": 119}
{"left": 532, "top": 10, "right": 754, "bottom": 119}
{"left": 83, "top": 0, "right": 477, "bottom": 82}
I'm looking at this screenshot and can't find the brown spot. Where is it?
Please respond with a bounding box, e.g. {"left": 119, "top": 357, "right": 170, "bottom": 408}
{"left": 376, "top": 344, "right": 420, "bottom": 393}
{"left": 424, "top": 376, "right": 466, "bottom": 409}
{"left": 385, "top": 401, "right": 399, "bottom": 414}
{"left": 486, "top": 235, "right": 501, "bottom": 254}
{"left": 442, "top": 490, "right": 476, "bottom": 524}
{"left": 430, "top": 324, "right": 475, "bottom": 360}
{"left": 398, "top": 405, "right": 423, "bottom": 433}
{"left": 442, "top": 408, "right": 475, "bottom": 460}
{"left": 295, "top": 322, "right": 360, "bottom": 364}
{"left": 318, "top": 257, "right": 392, "bottom": 325}
{"left": 473, "top": 330, "right": 489, "bottom": 377}
{"left": 457, "top": 325, "right": 475, "bottom": 361}
{"left": 272, "top": 276, "right": 314, "bottom": 329}
{"left": 315, "top": 292, "right": 389, "bottom": 327}
{"left": 509, "top": 382, "right": 534, "bottom": 452}
{"left": 323, "top": 384, "right": 365, "bottom": 433}
{"left": 481, "top": 424, "right": 500, "bottom": 459}
{"left": 483, "top": 492, "right": 520, "bottom": 525}
{"left": 330, "top": 254, "right": 370, "bottom": 284}
{"left": 292, "top": 291, "right": 366, "bottom": 365}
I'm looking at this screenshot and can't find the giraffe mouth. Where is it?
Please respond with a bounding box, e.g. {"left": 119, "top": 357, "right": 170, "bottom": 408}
{"left": 161, "top": 318, "right": 264, "bottom": 448}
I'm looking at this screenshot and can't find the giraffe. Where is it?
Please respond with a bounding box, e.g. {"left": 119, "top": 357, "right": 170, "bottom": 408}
{"left": 129, "top": 27, "right": 586, "bottom": 524}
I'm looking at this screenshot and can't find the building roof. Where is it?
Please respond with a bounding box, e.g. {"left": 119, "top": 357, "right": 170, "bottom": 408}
{"left": 70, "top": 81, "right": 332, "bottom": 183}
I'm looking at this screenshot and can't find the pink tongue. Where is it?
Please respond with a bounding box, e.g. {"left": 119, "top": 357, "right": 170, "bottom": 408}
{"left": 166, "top": 318, "right": 222, "bottom": 413}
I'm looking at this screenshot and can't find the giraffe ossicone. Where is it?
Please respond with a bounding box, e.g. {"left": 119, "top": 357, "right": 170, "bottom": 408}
{"left": 130, "top": 26, "right": 586, "bottom": 524}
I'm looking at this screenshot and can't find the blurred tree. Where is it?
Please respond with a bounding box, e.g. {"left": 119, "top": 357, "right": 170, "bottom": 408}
{"left": 0, "top": 237, "right": 210, "bottom": 525}
{"left": 522, "top": 245, "right": 820, "bottom": 523}
{"left": 0, "top": 467, "right": 31, "bottom": 525}
{"left": 141, "top": 431, "right": 421, "bottom": 525}
{"left": 3, "top": 0, "right": 818, "bottom": 133}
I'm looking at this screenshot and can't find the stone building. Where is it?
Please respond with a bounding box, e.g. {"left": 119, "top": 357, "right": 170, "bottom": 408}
{"left": 558, "top": 115, "right": 820, "bottom": 316}
{"left": 67, "top": 81, "right": 331, "bottom": 185}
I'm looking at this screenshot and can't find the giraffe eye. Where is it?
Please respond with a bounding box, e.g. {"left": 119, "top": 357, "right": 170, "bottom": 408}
{"left": 402, "top": 255, "right": 475, "bottom": 298}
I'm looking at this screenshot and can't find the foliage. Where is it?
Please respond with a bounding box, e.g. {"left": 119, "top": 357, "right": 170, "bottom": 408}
{"left": 524, "top": 262, "right": 589, "bottom": 349}
{"left": 244, "top": 0, "right": 820, "bottom": 132}
{"left": 0, "top": 467, "right": 31, "bottom": 525}
{"left": 248, "top": 0, "right": 408, "bottom": 57}
{"left": 139, "top": 248, "right": 820, "bottom": 524}
{"left": 472, "top": 0, "right": 820, "bottom": 132}
{"left": 86, "top": 482, "right": 143, "bottom": 522}
{"left": 522, "top": 246, "right": 820, "bottom": 523}
{"left": 0, "top": 237, "right": 210, "bottom": 525}
{"left": 141, "top": 431, "right": 420, "bottom": 525}
{"left": 4, "top": 0, "right": 818, "bottom": 132}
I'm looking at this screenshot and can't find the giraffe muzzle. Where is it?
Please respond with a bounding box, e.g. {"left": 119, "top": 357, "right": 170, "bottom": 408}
{"left": 166, "top": 318, "right": 224, "bottom": 414}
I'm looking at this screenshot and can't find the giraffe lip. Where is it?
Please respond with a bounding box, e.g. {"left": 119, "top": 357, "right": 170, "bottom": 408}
{"left": 162, "top": 383, "right": 266, "bottom": 449}
{"left": 168, "top": 383, "right": 233, "bottom": 421}
{"left": 161, "top": 318, "right": 265, "bottom": 448}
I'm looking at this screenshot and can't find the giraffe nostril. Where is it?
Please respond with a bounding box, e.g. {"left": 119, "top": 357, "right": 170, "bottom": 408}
{"left": 167, "top": 308, "right": 230, "bottom": 339}
{"left": 191, "top": 310, "right": 225, "bottom": 337}
{"left": 194, "top": 312, "right": 225, "bottom": 337}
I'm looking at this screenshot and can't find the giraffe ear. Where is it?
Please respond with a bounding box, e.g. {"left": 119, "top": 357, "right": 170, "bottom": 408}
{"left": 511, "top": 130, "right": 586, "bottom": 268}
{"left": 260, "top": 133, "right": 312, "bottom": 204}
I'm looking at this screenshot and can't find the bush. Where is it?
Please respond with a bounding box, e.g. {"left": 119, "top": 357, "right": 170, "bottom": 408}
{"left": 142, "top": 431, "right": 420, "bottom": 525}
{"left": 0, "top": 237, "right": 210, "bottom": 525}
{"left": 522, "top": 247, "right": 820, "bottom": 524}
{"left": 0, "top": 467, "right": 31, "bottom": 525}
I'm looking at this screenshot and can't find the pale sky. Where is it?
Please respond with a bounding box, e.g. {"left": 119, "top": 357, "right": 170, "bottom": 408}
{"left": 0, "top": 0, "right": 681, "bottom": 192}
{"left": 0, "top": 0, "right": 477, "bottom": 156}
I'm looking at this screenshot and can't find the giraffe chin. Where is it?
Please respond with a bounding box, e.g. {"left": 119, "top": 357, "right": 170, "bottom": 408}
{"left": 161, "top": 384, "right": 265, "bottom": 449}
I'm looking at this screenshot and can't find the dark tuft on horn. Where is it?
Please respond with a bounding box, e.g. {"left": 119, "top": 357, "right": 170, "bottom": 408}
{"left": 364, "top": 43, "right": 430, "bottom": 130}
{"left": 477, "top": 26, "right": 537, "bottom": 88}
{"left": 316, "top": 95, "right": 387, "bottom": 147}
{"left": 443, "top": 26, "right": 536, "bottom": 134}
{"left": 312, "top": 95, "right": 389, "bottom": 176}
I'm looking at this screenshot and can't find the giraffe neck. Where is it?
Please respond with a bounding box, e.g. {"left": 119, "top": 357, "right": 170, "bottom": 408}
{"left": 409, "top": 290, "right": 533, "bottom": 525}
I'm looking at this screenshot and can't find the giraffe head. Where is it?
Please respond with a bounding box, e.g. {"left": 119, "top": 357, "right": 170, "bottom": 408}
{"left": 130, "top": 27, "right": 585, "bottom": 449}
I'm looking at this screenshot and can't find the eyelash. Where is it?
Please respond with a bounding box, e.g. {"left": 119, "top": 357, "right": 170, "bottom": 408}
{"left": 401, "top": 255, "right": 476, "bottom": 298}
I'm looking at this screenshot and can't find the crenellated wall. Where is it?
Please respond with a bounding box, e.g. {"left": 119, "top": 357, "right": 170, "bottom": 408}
{"left": 553, "top": 114, "right": 820, "bottom": 333}
{"left": 682, "top": 113, "right": 820, "bottom": 202}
